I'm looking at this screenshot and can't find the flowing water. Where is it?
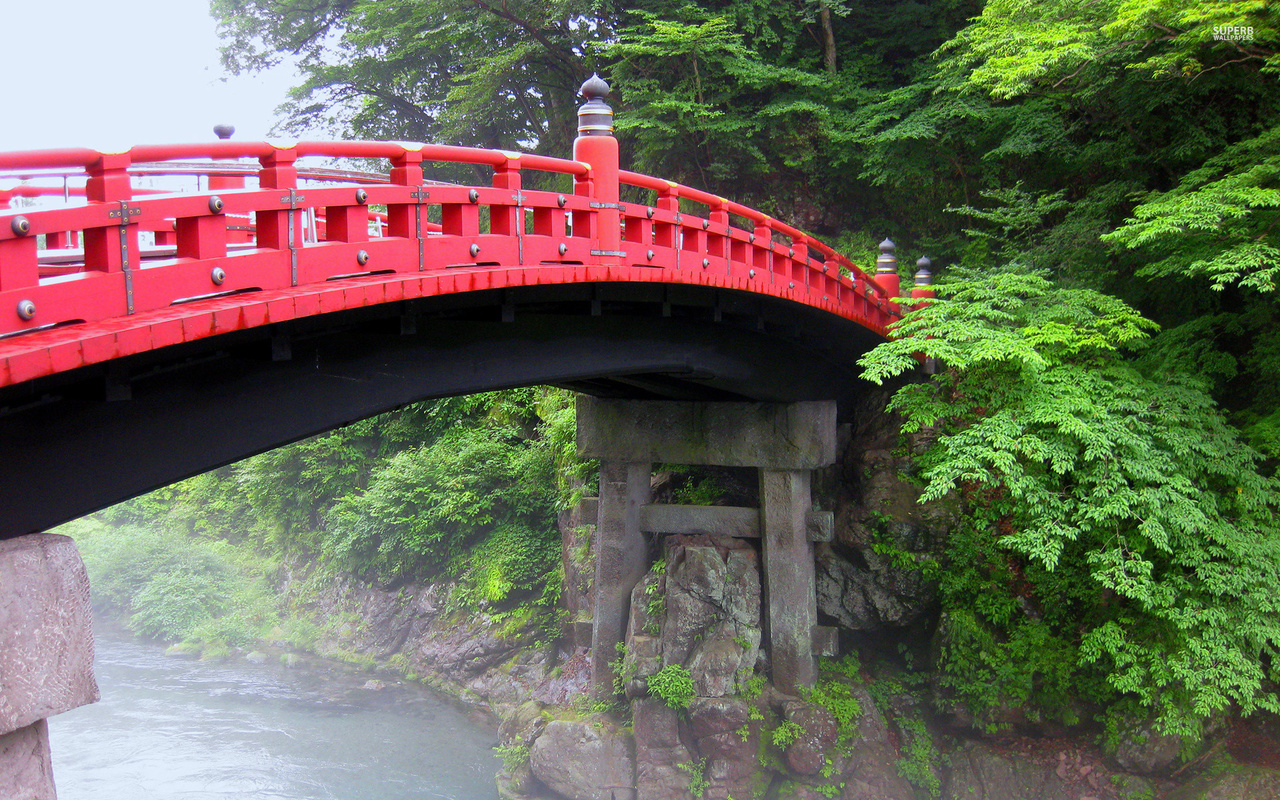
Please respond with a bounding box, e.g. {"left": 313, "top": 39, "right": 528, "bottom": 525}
{"left": 47, "top": 628, "right": 502, "bottom": 800}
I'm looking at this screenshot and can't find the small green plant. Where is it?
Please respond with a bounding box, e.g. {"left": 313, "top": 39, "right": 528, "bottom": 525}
{"left": 770, "top": 720, "right": 804, "bottom": 749}
{"left": 643, "top": 561, "right": 666, "bottom": 634}
{"left": 648, "top": 663, "right": 696, "bottom": 710}
{"left": 736, "top": 723, "right": 751, "bottom": 742}
{"left": 494, "top": 742, "right": 531, "bottom": 772}
{"left": 803, "top": 680, "right": 863, "bottom": 745}
{"left": 894, "top": 715, "right": 944, "bottom": 799}
{"left": 677, "top": 758, "right": 710, "bottom": 799}
{"left": 740, "top": 673, "right": 767, "bottom": 699}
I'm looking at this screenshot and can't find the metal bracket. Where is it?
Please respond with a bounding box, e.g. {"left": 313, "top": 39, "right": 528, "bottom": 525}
{"left": 410, "top": 188, "right": 429, "bottom": 271}
{"left": 107, "top": 205, "right": 143, "bottom": 221}
{"left": 589, "top": 202, "right": 626, "bottom": 211}
{"left": 112, "top": 202, "right": 141, "bottom": 313}
{"left": 281, "top": 190, "right": 304, "bottom": 286}
{"left": 514, "top": 192, "right": 525, "bottom": 265}
{"left": 590, "top": 250, "right": 627, "bottom": 257}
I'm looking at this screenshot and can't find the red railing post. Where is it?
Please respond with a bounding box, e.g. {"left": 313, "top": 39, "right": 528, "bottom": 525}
{"left": 872, "top": 237, "right": 900, "bottom": 305}
{"left": 491, "top": 152, "right": 521, "bottom": 238}
{"left": 387, "top": 147, "right": 426, "bottom": 259}
{"left": 573, "top": 75, "right": 620, "bottom": 264}
{"left": 256, "top": 146, "right": 301, "bottom": 255}
{"left": 83, "top": 151, "right": 136, "bottom": 276}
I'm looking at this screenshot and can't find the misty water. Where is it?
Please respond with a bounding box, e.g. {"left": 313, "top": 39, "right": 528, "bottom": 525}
{"left": 47, "top": 627, "right": 502, "bottom": 800}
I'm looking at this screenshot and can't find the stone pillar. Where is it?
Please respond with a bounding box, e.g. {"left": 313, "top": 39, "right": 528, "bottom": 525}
{"left": 0, "top": 533, "right": 99, "bottom": 800}
{"left": 591, "top": 460, "right": 652, "bottom": 698}
{"left": 760, "top": 469, "right": 818, "bottom": 694}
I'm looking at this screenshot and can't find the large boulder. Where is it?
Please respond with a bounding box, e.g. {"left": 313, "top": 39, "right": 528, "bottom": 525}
{"left": 839, "top": 684, "right": 916, "bottom": 800}
{"left": 530, "top": 717, "right": 635, "bottom": 800}
{"left": 689, "top": 697, "right": 765, "bottom": 800}
{"left": 1164, "top": 764, "right": 1280, "bottom": 800}
{"left": 661, "top": 536, "right": 761, "bottom": 697}
{"left": 632, "top": 699, "right": 694, "bottom": 800}
{"left": 816, "top": 392, "right": 952, "bottom": 632}
{"left": 944, "top": 742, "right": 1072, "bottom": 800}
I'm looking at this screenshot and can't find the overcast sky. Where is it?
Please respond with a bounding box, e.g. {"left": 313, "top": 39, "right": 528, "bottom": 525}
{"left": 4, "top": 0, "right": 300, "bottom": 152}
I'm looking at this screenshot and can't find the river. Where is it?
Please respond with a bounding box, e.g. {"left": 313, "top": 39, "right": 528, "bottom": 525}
{"left": 47, "top": 628, "right": 502, "bottom": 800}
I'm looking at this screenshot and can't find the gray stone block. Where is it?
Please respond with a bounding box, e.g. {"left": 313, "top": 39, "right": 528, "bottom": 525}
{"left": 639, "top": 505, "right": 759, "bottom": 538}
{"left": 0, "top": 720, "right": 56, "bottom": 800}
{"left": 0, "top": 533, "right": 99, "bottom": 736}
{"left": 577, "top": 398, "right": 836, "bottom": 469}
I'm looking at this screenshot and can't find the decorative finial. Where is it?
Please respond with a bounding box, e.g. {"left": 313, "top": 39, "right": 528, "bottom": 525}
{"left": 577, "top": 74, "right": 614, "bottom": 136}
{"left": 579, "top": 73, "right": 611, "bottom": 100}
{"left": 914, "top": 256, "right": 932, "bottom": 285}
{"left": 213, "top": 124, "right": 236, "bottom": 140}
{"left": 876, "top": 238, "right": 897, "bottom": 273}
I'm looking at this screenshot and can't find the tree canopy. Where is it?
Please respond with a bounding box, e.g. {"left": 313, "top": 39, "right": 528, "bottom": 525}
{"left": 212, "top": 0, "right": 1280, "bottom": 740}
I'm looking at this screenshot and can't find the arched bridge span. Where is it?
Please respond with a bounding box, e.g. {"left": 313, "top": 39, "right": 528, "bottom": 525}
{"left": 0, "top": 89, "right": 926, "bottom": 540}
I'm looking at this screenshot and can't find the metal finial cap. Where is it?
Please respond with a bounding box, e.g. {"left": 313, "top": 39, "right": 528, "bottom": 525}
{"left": 876, "top": 238, "right": 898, "bottom": 273}
{"left": 915, "top": 256, "right": 933, "bottom": 285}
{"left": 213, "top": 124, "right": 236, "bottom": 140}
{"left": 577, "top": 74, "right": 614, "bottom": 136}
{"left": 580, "top": 73, "right": 611, "bottom": 100}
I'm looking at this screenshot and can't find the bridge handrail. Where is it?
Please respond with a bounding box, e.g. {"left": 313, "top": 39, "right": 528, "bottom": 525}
{"left": 0, "top": 141, "right": 591, "bottom": 179}
{"left": 0, "top": 134, "right": 905, "bottom": 387}
{"left": 619, "top": 169, "right": 890, "bottom": 303}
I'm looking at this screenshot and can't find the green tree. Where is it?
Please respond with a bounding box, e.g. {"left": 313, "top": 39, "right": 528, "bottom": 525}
{"left": 861, "top": 269, "right": 1280, "bottom": 737}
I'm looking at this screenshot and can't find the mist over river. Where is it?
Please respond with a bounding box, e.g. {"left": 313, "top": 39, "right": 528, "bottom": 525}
{"left": 48, "top": 626, "right": 502, "bottom": 800}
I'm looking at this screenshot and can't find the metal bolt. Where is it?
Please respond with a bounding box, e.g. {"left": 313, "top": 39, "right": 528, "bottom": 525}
{"left": 211, "top": 267, "right": 226, "bottom": 285}
{"left": 702, "top": 258, "right": 710, "bottom": 269}
{"left": 558, "top": 242, "right": 567, "bottom": 256}
{"left": 702, "top": 219, "right": 709, "bottom": 230}
{"left": 749, "top": 269, "right": 756, "bottom": 278}
{"left": 357, "top": 250, "right": 370, "bottom": 265}
{"left": 468, "top": 189, "right": 479, "bottom": 203}
{"left": 10, "top": 216, "right": 30, "bottom": 236}
{"left": 208, "top": 196, "right": 224, "bottom": 214}
{"left": 647, "top": 250, "right": 655, "bottom": 261}
{"left": 469, "top": 243, "right": 480, "bottom": 257}
{"left": 789, "top": 281, "right": 795, "bottom": 289}
{"left": 788, "top": 248, "right": 794, "bottom": 258}
{"left": 647, "top": 207, "right": 654, "bottom": 219}
{"left": 557, "top": 195, "right": 567, "bottom": 208}
{"left": 355, "top": 188, "right": 368, "bottom": 204}
{"left": 749, "top": 233, "right": 755, "bottom": 244}
{"left": 16, "top": 300, "right": 35, "bottom": 320}
{"left": 822, "top": 265, "right": 829, "bottom": 273}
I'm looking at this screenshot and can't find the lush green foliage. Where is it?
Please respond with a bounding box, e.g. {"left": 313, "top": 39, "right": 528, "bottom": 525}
{"left": 861, "top": 270, "right": 1280, "bottom": 737}
{"left": 91, "top": 388, "right": 582, "bottom": 646}
{"left": 205, "top": 0, "right": 1280, "bottom": 743}
{"left": 648, "top": 663, "right": 696, "bottom": 709}
{"left": 64, "top": 517, "right": 280, "bottom": 645}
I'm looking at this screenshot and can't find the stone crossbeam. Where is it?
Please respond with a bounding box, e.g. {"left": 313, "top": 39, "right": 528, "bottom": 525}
{"left": 576, "top": 398, "right": 836, "bottom": 469}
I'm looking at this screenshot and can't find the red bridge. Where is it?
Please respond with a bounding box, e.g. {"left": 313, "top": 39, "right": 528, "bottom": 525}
{"left": 0, "top": 77, "right": 927, "bottom": 539}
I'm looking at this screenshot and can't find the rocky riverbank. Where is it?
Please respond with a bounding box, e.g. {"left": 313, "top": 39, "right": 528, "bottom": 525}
{"left": 269, "top": 389, "right": 1280, "bottom": 800}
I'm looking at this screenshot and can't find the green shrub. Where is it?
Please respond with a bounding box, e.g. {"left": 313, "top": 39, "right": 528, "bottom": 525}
{"left": 648, "top": 663, "right": 696, "bottom": 710}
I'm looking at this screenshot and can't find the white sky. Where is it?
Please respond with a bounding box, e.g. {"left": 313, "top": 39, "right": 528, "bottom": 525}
{"left": 4, "top": 0, "right": 302, "bottom": 152}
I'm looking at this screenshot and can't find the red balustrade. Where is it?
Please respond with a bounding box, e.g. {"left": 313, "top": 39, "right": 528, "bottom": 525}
{"left": 0, "top": 138, "right": 900, "bottom": 389}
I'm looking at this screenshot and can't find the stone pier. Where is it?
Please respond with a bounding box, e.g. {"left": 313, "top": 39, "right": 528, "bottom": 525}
{"left": 0, "top": 533, "right": 99, "bottom": 800}
{"left": 577, "top": 397, "right": 837, "bottom": 697}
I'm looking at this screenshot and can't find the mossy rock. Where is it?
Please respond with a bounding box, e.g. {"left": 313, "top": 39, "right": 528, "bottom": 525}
{"left": 1165, "top": 764, "right": 1280, "bottom": 800}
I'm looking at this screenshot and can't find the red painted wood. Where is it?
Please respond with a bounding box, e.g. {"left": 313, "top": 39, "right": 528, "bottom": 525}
{"left": 0, "top": 140, "right": 901, "bottom": 389}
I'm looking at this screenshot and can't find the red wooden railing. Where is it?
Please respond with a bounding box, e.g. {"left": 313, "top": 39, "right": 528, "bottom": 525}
{"left": 0, "top": 133, "right": 904, "bottom": 388}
